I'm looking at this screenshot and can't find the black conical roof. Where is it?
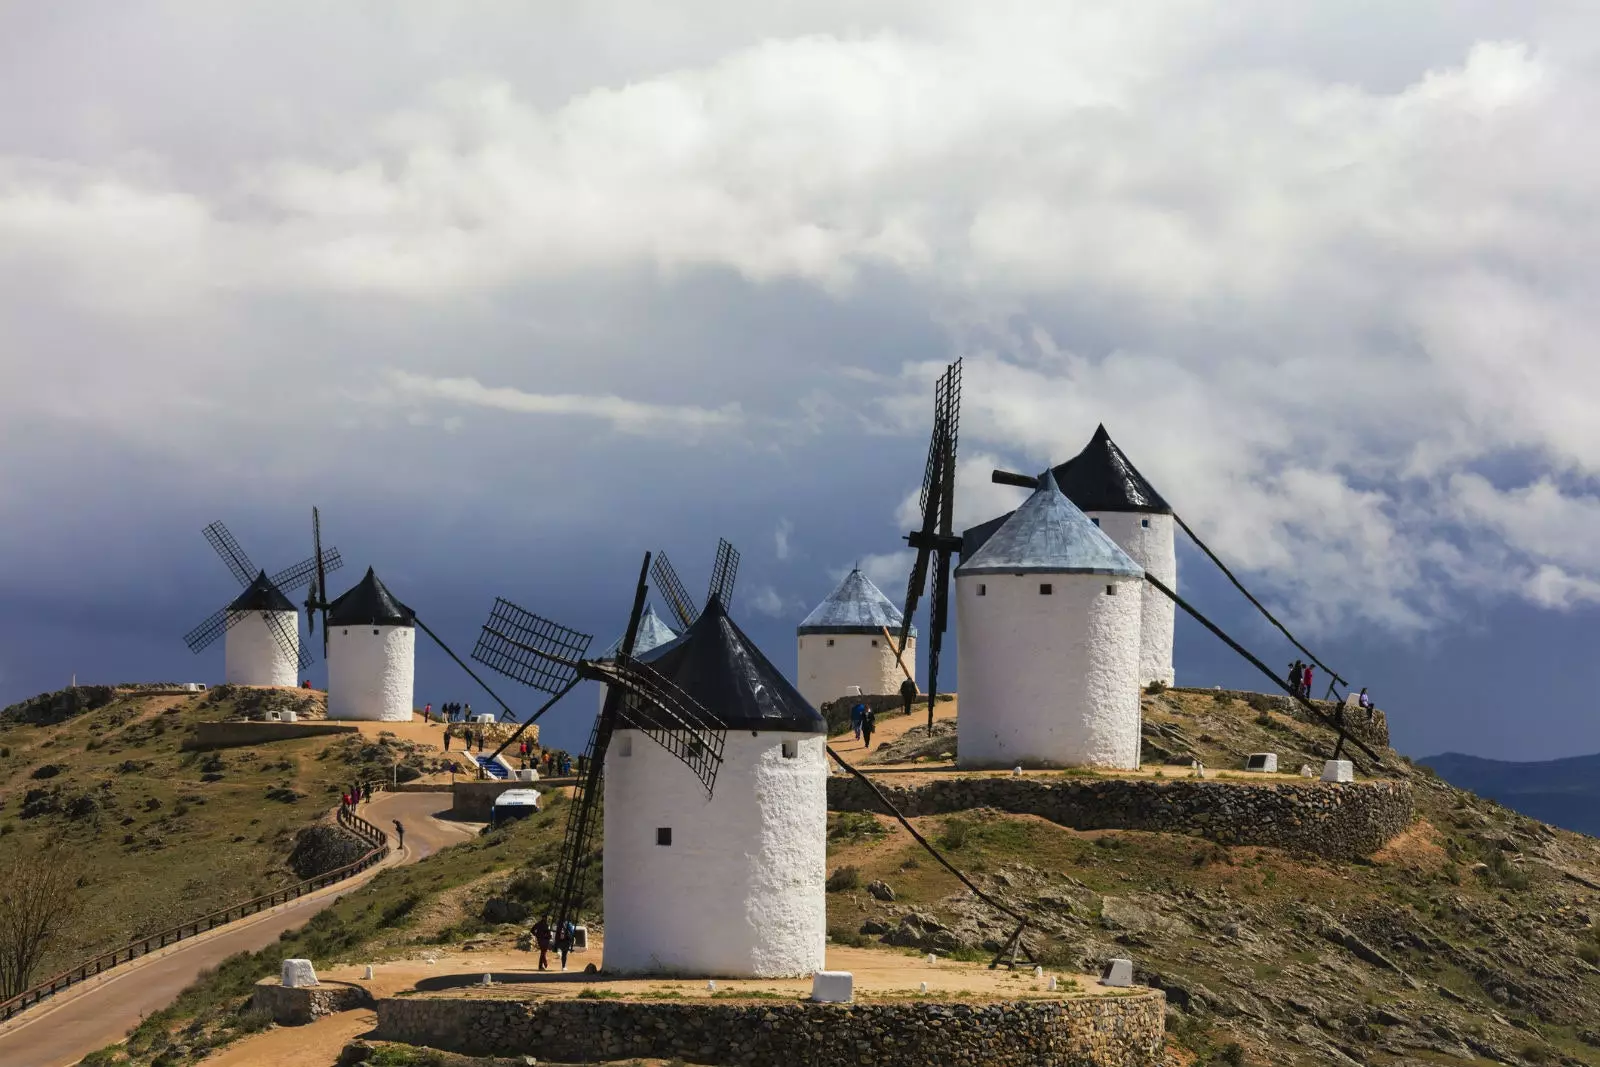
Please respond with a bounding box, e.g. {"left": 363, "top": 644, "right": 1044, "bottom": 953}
{"left": 227, "top": 570, "right": 295, "bottom": 613}
{"left": 1053, "top": 424, "right": 1169, "bottom": 514}
{"left": 638, "top": 598, "right": 826, "bottom": 734}
{"left": 326, "top": 567, "right": 415, "bottom": 627}
{"left": 961, "top": 425, "right": 1169, "bottom": 559}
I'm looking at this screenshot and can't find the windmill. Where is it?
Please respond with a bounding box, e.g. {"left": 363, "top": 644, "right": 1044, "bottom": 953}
{"left": 470, "top": 553, "right": 727, "bottom": 941}
{"left": 892, "top": 358, "right": 963, "bottom": 731}
{"left": 182, "top": 519, "right": 343, "bottom": 677}
{"left": 650, "top": 538, "right": 740, "bottom": 632}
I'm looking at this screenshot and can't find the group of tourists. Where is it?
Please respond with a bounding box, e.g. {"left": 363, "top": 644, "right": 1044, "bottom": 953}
{"left": 425, "top": 701, "right": 473, "bottom": 723}
{"left": 339, "top": 779, "right": 375, "bottom": 811}
{"left": 532, "top": 915, "right": 578, "bottom": 971}
{"left": 442, "top": 725, "right": 489, "bottom": 753}
{"left": 1286, "top": 660, "right": 1315, "bottom": 699}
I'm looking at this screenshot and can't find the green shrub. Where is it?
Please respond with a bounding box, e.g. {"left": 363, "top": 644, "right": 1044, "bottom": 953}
{"left": 1215, "top": 1041, "right": 1246, "bottom": 1066}
{"left": 825, "top": 865, "right": 861, "bottom": 893}
{"left": 937, "top": 818, "right": 970, "bottom": 850}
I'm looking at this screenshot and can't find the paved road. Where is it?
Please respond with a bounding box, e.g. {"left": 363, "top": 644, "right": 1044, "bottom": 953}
{"left": 0, "top": 792, "right": 475, "bottom": 1067}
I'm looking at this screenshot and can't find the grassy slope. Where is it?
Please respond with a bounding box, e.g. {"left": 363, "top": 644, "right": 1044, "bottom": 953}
{"left": 0, "top": 688, "right": 431, "bottom": 979}
{"left": 71, "top": 689, "right": 1600, "bottom": 1067}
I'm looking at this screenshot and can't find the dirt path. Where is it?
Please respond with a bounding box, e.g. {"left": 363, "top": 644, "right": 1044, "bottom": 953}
{"left": 0, "top": 792, "right": 479, "bottom": 1067}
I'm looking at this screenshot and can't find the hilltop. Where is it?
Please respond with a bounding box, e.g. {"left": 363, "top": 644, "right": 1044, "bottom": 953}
{"left": 1420, "top": 751, "right": 1600, "bottom": 837}
{"left": 67, "top": 685, "right": 1600, "bottom": 1067}
{"left": 0, "top": 684, "right": 450, "bottom": 985}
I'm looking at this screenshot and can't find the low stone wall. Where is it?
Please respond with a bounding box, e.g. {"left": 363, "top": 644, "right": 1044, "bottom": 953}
{"left": 374, "top": 992, "right": 1164, "bottom": 1066}
{"left": 185, "top": 720, "right": 358, "bottom": 750}
{"left": 829, "top": 774, "right": 1413, "bottom": 859}
{"left": 252, "top": 979, "right": 372, "bottom": 1025}
{"left": 1168, "top": 687, "right": 1390, "bottom": 749}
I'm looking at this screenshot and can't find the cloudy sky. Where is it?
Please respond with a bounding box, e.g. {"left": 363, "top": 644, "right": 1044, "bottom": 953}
{"left": 3, "top": 2, "right": 1598, "bottom": 760}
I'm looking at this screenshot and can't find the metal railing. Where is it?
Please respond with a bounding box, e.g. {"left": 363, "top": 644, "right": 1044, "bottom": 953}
{"left": 0, "top": 806, "right": 391, "bottom": 1022}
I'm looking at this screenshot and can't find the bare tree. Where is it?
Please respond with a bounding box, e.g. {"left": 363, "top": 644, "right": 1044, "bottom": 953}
{"left": 0, "top": 847, "right": 84, "bottom": 1000}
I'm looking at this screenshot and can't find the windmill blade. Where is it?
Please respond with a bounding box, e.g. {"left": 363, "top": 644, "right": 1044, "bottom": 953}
{"left": 934, "top": 358, "right": 961, "bottom": 497}
{"left": 270, "top": 547, "right": 343, "bottom": 596}
{"left": 203, "top": 521, "right": 257, "bottom": 588}
{"left": 705, "top": 538, "right": 740, "bottom": 609}
{"left": 924, "top": 548, "right": 953, "bottom": 706}
{"left": 471, "top": 597, "right": 594, "bottom": 694}
{"left": 311, "top": 507, "right": 329, "bottom": 656}
{"left": 261, "top": 608, "right": 313, "bottom": 671}
{"left": 588, "top": 656, "right": 727, "bottom": 797}
{"left": 651, "top": 552, "right": 699, "bottom": 631}
{"left": 183, "top": 604, "right": 248, "bottom": 654}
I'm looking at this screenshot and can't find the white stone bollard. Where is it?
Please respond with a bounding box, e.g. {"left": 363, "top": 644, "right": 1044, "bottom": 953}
{"left": 927, "top": 953, "right": 937, "bottom": 965}
{"left": 1299, "top": 764, "right": 1315, "bottom": 778}
{"left": 919, "top": 982, "right": 929, "bottom": 994}
{"left": 811, "top": 971, "right": 854, "bottom": 1003}
{"left": 280, "top": 959, "right": 318, "bottom": 988}
{"left": 481, "top": 973, "right": 493, "bottom": 986}
{"left": 1321, "top": 760, "right": 1354, "bottom": 783}
{"left": 1101, "top": 958, "right": 1134, "bottom": 988}
{"left": 363, "top": 965, "right": 374, "bottom": 980}
{"left": 1048, "top": 976, "right": 1058, "bottom": 991}
{"left": 1013, "top": 766, "right": 1023, "bottom": 777}
{"left": 707, "top": 980, "right": 716, "bottom": 991}
{"left": 1034, "top": 965, "right": 1044, "bottom": 978}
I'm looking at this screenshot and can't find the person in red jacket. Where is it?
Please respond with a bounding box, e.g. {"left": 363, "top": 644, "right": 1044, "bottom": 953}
{"left": 1300, "top": 663, "right": 1313, "bottom": 699}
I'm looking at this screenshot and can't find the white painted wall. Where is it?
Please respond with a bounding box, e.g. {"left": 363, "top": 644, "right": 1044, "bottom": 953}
{"left": 955, "top": 571, "right": 1143, "bottom": 769}
{"left": 602, "top": 729, "right": 827, "bottom": 977}
{"left": 796, "top": 634, "right": 915, "bottom": 708}
{"left": 326, "top": 624, "right": 415, "bottom": 722}
{"left": 223, "top": 611, "right": 299, "bottom": 687}
{"left": 1089, "top": 511, "right": 1175, "bottom": 687}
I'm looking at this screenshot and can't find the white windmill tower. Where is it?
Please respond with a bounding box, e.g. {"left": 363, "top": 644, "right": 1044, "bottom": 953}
{"left": 182, "top": 519, "right": 342, "bottom": 687}
{"left": 966, "top": 425, "right": 1176, "bottom": 687}
{"left": 323, "top": 567, "right": 417, "bottom": 722}
{"left": 955, "top": 469, "right": 1145, "bottom": 769}
{"left": 796, "top": 567, "right": 915, "bottom": 708}
{"left": 469, "top": 541, "right": 828, "bottom": 979}
{"left": 224, "top": 571, "right": 301, "bottom": 687}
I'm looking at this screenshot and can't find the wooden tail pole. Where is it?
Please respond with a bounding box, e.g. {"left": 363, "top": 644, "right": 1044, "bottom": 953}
{"left": 881, "top": 626, "right": 914, "bottom": 684}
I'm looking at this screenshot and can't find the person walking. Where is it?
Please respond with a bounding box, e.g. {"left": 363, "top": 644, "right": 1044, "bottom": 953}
{"left": 899, "top": 676, "right": 918, "bottom": 719}
{"left": 1287, "top": 660, "right": 1303, "bottom": 695}
{"left": 851, "top": 700, "right": 865, "bottom": 742}
{"left": 861, "top": 706, "right": 877, "bottom": 751}
{"left": 556, "top": 919, "right": 575, "bottom": 970}
{"left": 443, "top": 727, "right": 452, "bottom": 752}
{"left": 1301, "top": 663, "right": 1314, "bottom": 700}
{"left": 533, "top": 916, "right": 553, "bottom": 971}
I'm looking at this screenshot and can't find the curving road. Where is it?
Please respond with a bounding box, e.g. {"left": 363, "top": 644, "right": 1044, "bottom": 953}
{"left": 0, "top": 791, "right": 476, "bottom": 1067}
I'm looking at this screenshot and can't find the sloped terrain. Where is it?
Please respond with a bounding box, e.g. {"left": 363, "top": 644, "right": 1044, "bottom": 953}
{"left": 1420, "top": 751, "right": 1600, "bottom": 837}
{"left": 0, "top": 685, "right": 446, "bottom": 983}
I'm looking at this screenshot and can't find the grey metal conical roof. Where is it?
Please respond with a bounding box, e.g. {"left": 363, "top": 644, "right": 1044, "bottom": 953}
{"left": 227, "top": 570, "right": 295, "bottom": 613}
{"left": 601, "top": 604, "right": 679, "bottom": 659}
{"left": 797, "top": 569, "right": 914, "bottom": 637}
{"left": 955, "top": 470, "right": 1143, "bottom": 578}
{"left": 326, "top": 567, "right": 415, "bottom": 627}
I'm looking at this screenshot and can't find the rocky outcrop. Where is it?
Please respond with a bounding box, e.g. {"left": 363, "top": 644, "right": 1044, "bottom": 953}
{"left": 1, "top": 686, "right": 118, "bottom": 725}
{"left": 287, "top": 824, "right": 370, "bottom": 880}
{"left": 828, "top": 775, "right": 1413, "bottom": 859}
{"left": 374, "top": 993, "right": 1166, "bottom": 1066}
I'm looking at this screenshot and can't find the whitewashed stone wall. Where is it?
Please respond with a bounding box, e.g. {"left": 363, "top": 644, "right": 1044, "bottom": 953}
{"left": 797, "top": 634, "right": 914, "bottom": 709}
{"left": 602, "top": 730, "right": 827, "bottom": 977}
{"left": 327, "top": 624, "right": 414, "bottom": 722}
{"left": 224, "top": 610, "right": 300, "bottom": 687}
{"left": 956, "top": 571, "right": 1143, "bottom": 769}
{"left": 1089, "top": 511, "right": 1175, "bottom": 688}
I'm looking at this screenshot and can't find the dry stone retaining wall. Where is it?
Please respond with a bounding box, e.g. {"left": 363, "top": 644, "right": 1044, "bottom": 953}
{"left": 374, "top": 993, "right": 1164, "bottom": 1067}
{"left": 829, "top": 775, "right": 1413, "bottom": 859}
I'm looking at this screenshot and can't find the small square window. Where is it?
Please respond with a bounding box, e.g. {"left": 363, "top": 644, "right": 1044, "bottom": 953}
{"left": 827, "top": 638, "right": 835, "bottom": 647}
{"left": 1141, "top": 518, "right": 1150, "bottom": 528}
{"left": 372, "top": 628, "right": 379, "bottom": 635}
{"left": 1106, "top": 584, "right": 1117, "bottom": 596}
{"left": 871, "top": 639, "right": 878, "bottom": 646}
{"left": 1039, "top": 583, "right": 1053, "bottom": 595}
{"left": 656, "top": 828, "right": 672, "bottom": 846}
{"left": 617, "top": 736, "right": 633, "bottom": 758}
{"left": 342, "top": 629, "right": 348, "bottom": 636}
{"left": 977, "top": 584, "right": 987, "bottom": 596}
{"left": 1091, "top": 517, "right": 1100, "bottom": 527}
{"left": 782, "top": 741, "right": 798, "bottom": 759}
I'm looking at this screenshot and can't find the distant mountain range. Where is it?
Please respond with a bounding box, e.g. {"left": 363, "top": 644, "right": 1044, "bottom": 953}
{"left": 1419, "top": 751, "right": 1600, "bottom": 837}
